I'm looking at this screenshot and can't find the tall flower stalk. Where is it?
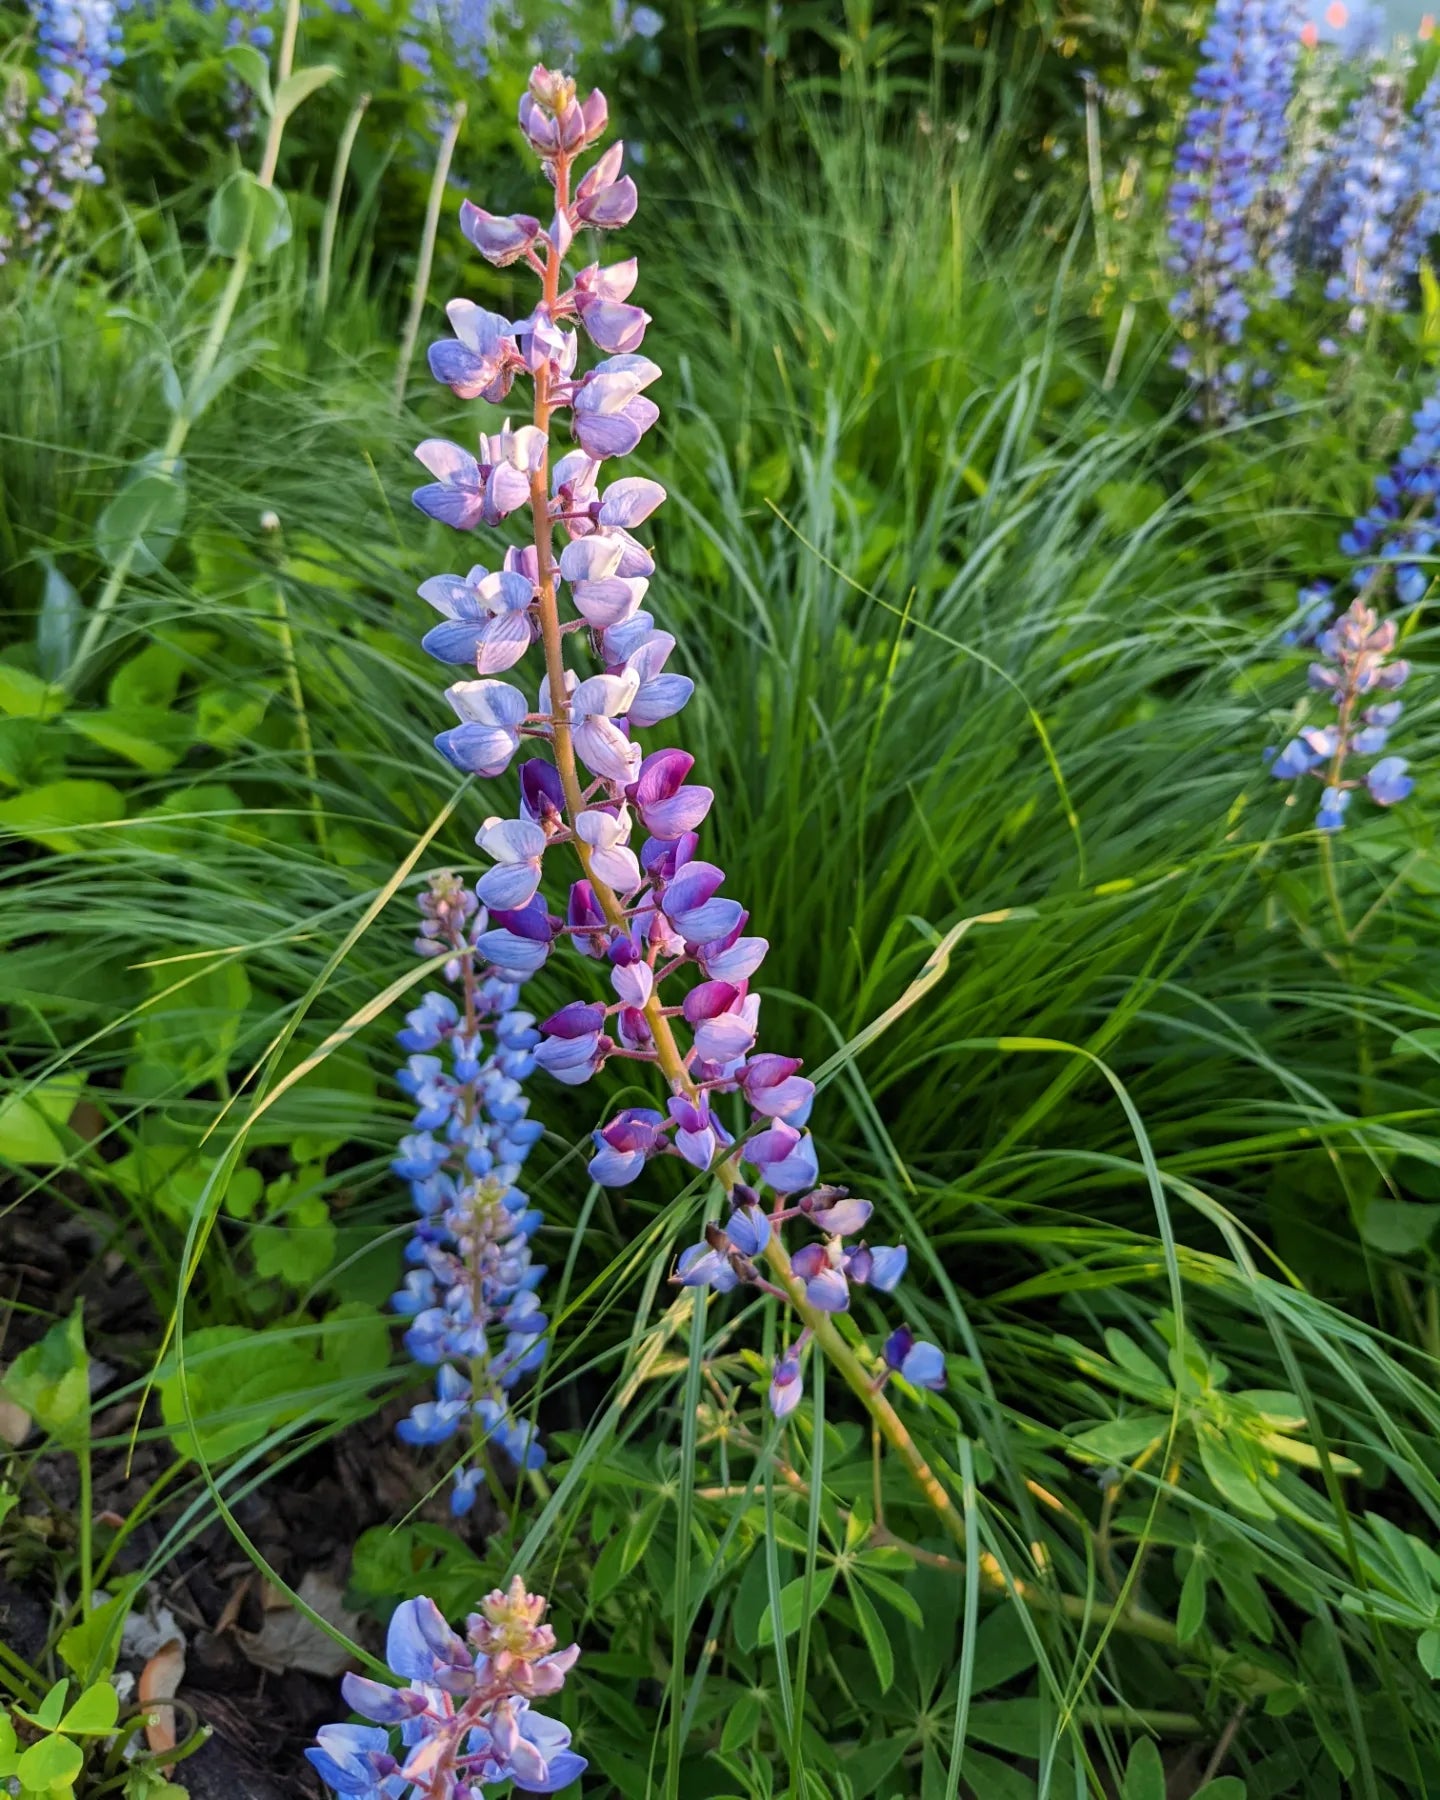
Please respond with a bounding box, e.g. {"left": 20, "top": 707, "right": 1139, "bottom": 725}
{"left": 409, "top": 63, "right": 950, "bottom": 1514}
{"left": 1268, "top": 388, "right": 1435, "bottom": 828}
{"left": 389, "top": 873, "right": 547, "bottom": 1515}
{"left": 1165, "top": 0, "right": 1301, "bottom": 416}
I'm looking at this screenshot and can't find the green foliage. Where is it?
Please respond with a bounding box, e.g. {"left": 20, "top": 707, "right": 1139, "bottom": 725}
{"left": 0, "top": 1307, "right": 88, "bottom": 1452}
{"left": 0, "top": 1679, "right": 120, "bottom": 1800}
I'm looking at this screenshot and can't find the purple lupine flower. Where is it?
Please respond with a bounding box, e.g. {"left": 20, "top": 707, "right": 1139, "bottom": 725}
{"left": 400, "top": 63, "right": 942, "bottom": 1450}
{"left": 386, "top": 872, "right": 547, "bottom": 1514}
{"left": 1165, "top": 0, "right": 1301, "bottom": 416}
{"left": 1337, "top": 389, "right": 1440, "bottom": 610}
{"left": 309, "top": 1582, "right": 585, "bottom": 1798}
{"left": 1321, "top": 73, "right": 1414, "bottom": 333}
{"left": 3, "top": 0, "right": 122, "bottom": 261}
{"left": 1270, "top": 598, "right": 1413, "bottom": 829}
{"left": 882, "top": 1326, "right": 947, "bottom": 1391}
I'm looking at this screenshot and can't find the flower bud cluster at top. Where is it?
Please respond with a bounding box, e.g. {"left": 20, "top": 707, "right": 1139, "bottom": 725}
{"left": 2, "top": 0, "right": 122, "bottom": 262}
{"left": 409, "top": 64, "right": 943, "bottom": 1416}
{"left": 389, "top": 870, "right": 549, "bottom": 1515}
{"left": 308, "top": 1580, "right": 585, "bottom": 1797}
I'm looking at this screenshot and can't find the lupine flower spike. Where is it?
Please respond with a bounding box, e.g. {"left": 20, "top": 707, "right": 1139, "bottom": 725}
{"left": 1270, "top": 601, "right": 1413, "bottom": 828}
{"left": 409, "top": 66, "right": 943, "bottom": 1422}
{"left": 3, "top": 0, "right": 122, "bottom": 261}
{"left": 308, "top": 1580, "right": 585, "bottom": 1796}
{"left": 1165, "top": 0, "right": 1300, "bottom": 416}
{"left": 390, "top": 871, "right": 547, "bottom": 1514}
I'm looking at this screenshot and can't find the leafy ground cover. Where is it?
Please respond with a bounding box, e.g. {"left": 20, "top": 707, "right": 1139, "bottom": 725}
{"left": 5, "top": 2, "right": 1440, "bottom": 1797}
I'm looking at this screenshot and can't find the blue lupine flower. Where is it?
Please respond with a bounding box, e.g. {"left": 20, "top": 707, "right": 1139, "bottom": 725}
{"left": 1367, "top": 755, "right": 1414, "bottom": 805}
{"left": 1338, "top": 389, "right": 1440, "bottom": 609}
{"left": 1316, "top": 785, "right": 1350, "bottom": 831}
{"left": 1270, "top": 598, "right": 1412, "bottom": 830}
{"left": 4, "top": 0, "right": 122, "bottom": 261}
{"left": 1165, "top": 0, "right": 1301, "bottom": 416}
{"left": 386, "top": 872, "right": 548, "bottom": 1510}
{"left": 769, "top": 1351, "right": 804, "bottom": 1418}
{"left": 883, "top": 1326, "right": 947, "bottom": 1391}
{"left": 304, "top": 1722, "right": 404, "bottom": 1799}
{"left": 1321, "top": 73, "right": 1412, "bottom": 332}
{"left": 311, "top": 1584, "right": 585, "bottom": 1800}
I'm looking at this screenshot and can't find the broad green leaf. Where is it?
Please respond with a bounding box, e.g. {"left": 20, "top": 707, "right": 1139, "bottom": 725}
{"left": 965, "top": 1699, "right": 1047, "bottom": 1753}
{"left": 59, "top": 1680, "right": 119, "bottom": 1735}
{"left": 95, "top": 456, "right": 186, "bottom": 576}
{"left": 0, "top": 1076, "right": 81, "bottom": 1166}
{"left": 36, "top": 560, "right": 81, "bottom": 681}
{"left": 251, "top": 1194, "right": 337, "bottom": 1286}
{"left": 207, "top": 170, "right": 291, "bottom": 264}
{"left": 1361, "top": 1201, "right": 1440, "bottom": 1255}
{"left": 0, "top": 779, "right": 123, "bottom": 852}
{"left": 1191, "top": 1783, "right": 1246, "bottom": 1800}
{"left": 946, "top": 1747, "right": 1036, "bottom": 1800}
{"left": 132, "top": 958, "right": 251, "bottom": 1094}
{"left": 1197, "top": 1428, "right": 1275, "bottom": 1520}
{"left": 67, "top": 707, "right": 186, "bottom": 773}
{"left": 160, "top": 1310, "right": 387, "bottom": 1461}
{"left": 847, "top": 1576, "right": 894, "bottom": 1692}
{"left": 16, "top": 1732, "right": 84, "bottom": 1791}
{"left": 841, "top": 1734, "right": 909, "bottom": 1796}
{"left": 0, "top": 662, "right": 65, "bottom": 719}
{"left": 1, "top": 1307, "right": 88, "bottom": 1450}
{"left": 1238, "top": 1390, "right": 1306, "bottom": 1429}
{"left": 108, "top": 642, "right": 188, "bottom": 710}
{"left": 756, "top": 1567, "right": 836, "bottom": 1647}
{"left": 159, "top": 1325, "right": 320, "bottom": 1460}
{"left": 968, "top": 1604, "right": 1036, "bottom": 1694}
{"left": 850, "top": 1564, "right": 923, "bottom": 1626}
{"left": 1177, "top": 1556, "right": 1208, "bottom": 1643}
{"left": 1122, "top": 1737, "right": 1165, "bottom": 1800}
{"left": 274, "top": 63, "right": 338, "bottom": 121}
{"left": 1419, "top": 1627, "right": 1440, "bottom": 1678}
{"left": 222, "top": 1165, "right": 266, "bottom": 1220}
{"left": 718, "top": 1690, "right": 762, "bottom": 1753}
{"left": 23, "top": 1680, "right": 71, "bottom": 1731}
{"left": 193, "top": 684, "right": 270, "bottom": 749}
{"left": 227, "top": 42, "right": 273, "bottom": 111}
{"left": 1102, "top": 1329, "right": 1168, "bottom": 1390}
{"left": 59, "top": 1583, "right": 139, "bottom": 1684}
{"left": 1069, "top": 1415, "right": 1167, "bottom": 1461}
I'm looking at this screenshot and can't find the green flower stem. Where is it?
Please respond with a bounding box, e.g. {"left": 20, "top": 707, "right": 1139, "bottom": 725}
{"left": 763, "top": 1234, "right": 970, "bottom": 1546}
{"left": 760, "top": 1235, "right": 1226, "bottom": 1662}
{"left": 78, "top": 1435, "right": 93, "bottom": 1617}
{"left": 64, "top": 0, "right": 304, "bottom": 689}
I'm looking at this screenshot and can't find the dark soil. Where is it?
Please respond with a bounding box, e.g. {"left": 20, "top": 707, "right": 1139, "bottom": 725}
{"left": 0, "top": 1186, "right": 478, "bottom": 1795}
